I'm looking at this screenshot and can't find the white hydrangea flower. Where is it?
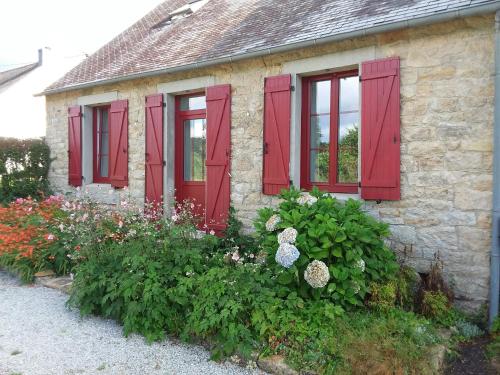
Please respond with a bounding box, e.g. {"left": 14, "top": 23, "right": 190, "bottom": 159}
{"left": 278, "top": 227, "right": 298, "bottom": 244}
{"left": 355, "top": 259, "right": 366, "bottom": 272}
{"left": 297, "top": 193, "right": 318, "bottom": 206}
{"left": 352, "top": 282, "right": 361, "bottom": 294}
{"left": 265, "top": 214, "right": 281, "bottom": 232}
{"left": 304, "top": 260, "right": 330, "bottom": 288}
{"left": 275, "top": 243, "right": 300, "bottom": 268}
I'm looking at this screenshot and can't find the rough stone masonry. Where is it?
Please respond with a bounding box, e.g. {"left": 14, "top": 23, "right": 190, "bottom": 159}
{"left": 45, "top": 15, "right": 495, "bottom": 310}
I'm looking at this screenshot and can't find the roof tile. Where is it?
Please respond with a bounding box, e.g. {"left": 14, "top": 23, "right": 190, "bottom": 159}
{"left": 44, "top": 0, "right": 499, "bottom": 93}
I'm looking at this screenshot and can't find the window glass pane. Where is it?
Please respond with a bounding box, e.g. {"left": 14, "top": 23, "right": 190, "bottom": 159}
{"left": 100, "top": 155, "right": 109, "bottom": 177}
{"left": 337, "top": 76, "right": 360, "bottom": 184}
{"left": 180, "top": 95, "right": 206, "bottom": 110}
{"left": 99, "top": 109, "right": 109, "bottom": 178}
{"left": 310, "top": 80, "right": 330, "bottom": 114}
{"left": 310, "top": 149, "right": 329, "bottom": 183}
{"left": 183, "top": 119, "right": 206, "bottom": 181}
{"left": 337, "top": 113, "right": 359, "bottom": 184}
{"left": 310, "top": 115, "right": 330, "bottom": 149}
{"left": 101, "top": 111, "right": 109, "bottom": 155}
{"left": 339, "top": 76, "right": 359, "bottom": 113}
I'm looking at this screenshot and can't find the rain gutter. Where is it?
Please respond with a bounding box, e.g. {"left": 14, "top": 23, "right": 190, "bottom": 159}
{"left": 38, "top": 2, "right": 500, "bottom": 96}
{"left": 489, "top": 9, "right": 500, "bottom": 330}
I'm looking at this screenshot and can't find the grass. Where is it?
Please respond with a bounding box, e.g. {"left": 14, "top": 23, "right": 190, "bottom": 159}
{"left": 280, "top": 308, "right": 441, "bottom": 375}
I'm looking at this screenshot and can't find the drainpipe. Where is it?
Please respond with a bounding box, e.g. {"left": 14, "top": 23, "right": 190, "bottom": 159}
{"left": 489, "top": 10, "right": 500, "bottom": 330}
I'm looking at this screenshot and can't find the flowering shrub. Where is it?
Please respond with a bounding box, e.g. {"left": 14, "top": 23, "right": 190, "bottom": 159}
{"left": 0, "top": 196, "right": 63, "bottom": 281}
{"left": 255, "top": 187, "right": 398, "bottom": 307}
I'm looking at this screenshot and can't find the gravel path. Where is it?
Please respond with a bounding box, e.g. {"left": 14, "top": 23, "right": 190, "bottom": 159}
{"left": 0, "top": 271, "right": 264, "bottom": 375}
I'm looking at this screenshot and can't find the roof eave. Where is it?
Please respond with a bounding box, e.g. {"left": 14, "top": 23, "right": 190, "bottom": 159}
{"left": 37, "top": 1, "right": 500, "bottom": 97}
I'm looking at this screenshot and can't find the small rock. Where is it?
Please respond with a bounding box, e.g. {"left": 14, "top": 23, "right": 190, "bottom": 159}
{"left": 34, "top": 270, "right": 55, "bottom": 277}
{"left": 257, "top": 355, "right": 299, "bottom": 375}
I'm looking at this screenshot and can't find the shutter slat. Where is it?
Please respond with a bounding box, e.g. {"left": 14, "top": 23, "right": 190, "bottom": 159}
{"left": 145, "top": 94, "right": 164, "bottom": 206}
{"left": 262, "top": 74, "right": 291, "bottom": 195}
{"left": 68, "top": 106, "right": 82, "bottom": 187}
{"left": 205, "top": 84, "right": 231, "bottom": 232}
{"left": 109, "top": 100, "right": 129, "bottom": 188}
{"left": 361, "top": 57, "right": 400, "bottom": 200}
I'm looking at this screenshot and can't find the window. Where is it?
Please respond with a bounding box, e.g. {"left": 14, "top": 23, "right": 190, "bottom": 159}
{"left": 93, "top": 106, "right": 111, "bottom": 183}
{"left": 301, "top": 70, "right": 359, "bottom": 193}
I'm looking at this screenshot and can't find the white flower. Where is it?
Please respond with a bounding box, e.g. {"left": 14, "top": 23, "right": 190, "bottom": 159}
{"left": 355, "top": 259, "right": 366, "bottom": 272}
{"left": 275, "top": 243, "right": 300, "bottom": 268}
{"left": 47, "top": 234, "right": 55, "bottom": 241}
{"left": 172, "top": 214, "right": 179, "bottom": 222}
{"left": 209, "top": 230, "right": 216, "bottom": 236}
{"left": 304, "top": 260, "right": 330, "bottom": 288}
{"left": 118, "top": 220, "right": 123, "bottom": 228}
{"left": 265, "top": 214, "right": 281, "bottom": 232}
{"left": 232, "top": 250, "right": 240, "bottom": 262}
{"left": 352, "top": 282, "right": 361, "bottom": 294}
{"left": 278, "top": 227, "right": 298, "bottom": 244}
{"left": 58, "top": 224, "right": 64, "bottom": 232}
{"left": 297, "top": 193, "right": 318, "bottom": 206}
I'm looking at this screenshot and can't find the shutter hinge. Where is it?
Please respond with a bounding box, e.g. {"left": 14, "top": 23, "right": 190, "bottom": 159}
{"left": 358, "top": 181, "right": 361, "bottom": 187}
{"left": 290, "top": 85, "right": 295, "bottom": 92}
{"left": 162, "top": 102, "right": 167, "bottom": 107}
{"left": 359, "top": 76, "right": 362, "bottom": 82}
{"left": 163, "top": 160, "right": 166, "bottom": 166}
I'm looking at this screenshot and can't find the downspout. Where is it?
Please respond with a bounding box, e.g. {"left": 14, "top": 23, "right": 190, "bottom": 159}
{"left": 489, "top": 10, "right": 500, "bottom": 330}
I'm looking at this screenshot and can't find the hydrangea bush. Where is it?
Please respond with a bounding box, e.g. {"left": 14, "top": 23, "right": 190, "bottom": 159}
{"left": 255, "top": 187, "right": 398, "bottom": 307}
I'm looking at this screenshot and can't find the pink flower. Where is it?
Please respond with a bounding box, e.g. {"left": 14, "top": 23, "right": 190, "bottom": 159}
{"left": 118, "top": 221, "right": 124, "bottom": 228}
{"left": 15, "top": 198, "right": 24, "bottom": 204}
{"left": 209, "top": 230, "right": 216, "bottom": 236}
{"left": 47, "top": 234, "right": 55, "bottom": 241}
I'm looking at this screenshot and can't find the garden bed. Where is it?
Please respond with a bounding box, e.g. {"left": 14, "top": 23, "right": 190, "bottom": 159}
{"left": 0, "top": 188, "right": 488, "bottom": 374}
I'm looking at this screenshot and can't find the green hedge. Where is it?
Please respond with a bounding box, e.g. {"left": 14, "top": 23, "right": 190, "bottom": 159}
{"left": 0, "top": 137, "right": 52, "bottom": 203}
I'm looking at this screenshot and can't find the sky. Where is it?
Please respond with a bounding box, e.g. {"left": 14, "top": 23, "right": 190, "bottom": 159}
{"left": 0, "top": 0, "right": 165, "bottom": 70}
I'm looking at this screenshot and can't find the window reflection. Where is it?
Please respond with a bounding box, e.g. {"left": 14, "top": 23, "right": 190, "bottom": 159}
{"left": 180, "top": 95, "right": 206, "bottom": 111}
{"left": 183, "top": 118, "right": 207, "bottom": 181}
{"left": 337, "top": 76, "right": 359, "bottom": 184}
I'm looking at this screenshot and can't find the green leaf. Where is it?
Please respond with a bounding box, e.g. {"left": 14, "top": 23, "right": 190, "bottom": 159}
{"left": 332, "top": 247, "right": 342, "bottom": 258}
{"left": 277, "top": 272, "right": 294, "bottom": 285}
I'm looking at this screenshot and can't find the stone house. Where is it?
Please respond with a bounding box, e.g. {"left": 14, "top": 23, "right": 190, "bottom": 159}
{"left": 41, "top": 0, "right": 500, "bottom": 316}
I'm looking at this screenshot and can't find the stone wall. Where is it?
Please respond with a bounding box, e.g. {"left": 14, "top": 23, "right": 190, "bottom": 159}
{"left": 45, "top": 15, "right": 495, "bottom": 310}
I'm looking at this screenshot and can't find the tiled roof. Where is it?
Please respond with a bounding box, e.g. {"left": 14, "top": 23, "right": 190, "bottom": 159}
{"left": 0, "top": 63, "right": 39, "bottom": 87}
{"left": 44, "top": 0, "right": 500, "bottom": 93}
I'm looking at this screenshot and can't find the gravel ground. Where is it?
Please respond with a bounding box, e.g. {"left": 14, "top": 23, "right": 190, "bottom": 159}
{"left": 0, "top": 271, "right": 265, "bottom": 375}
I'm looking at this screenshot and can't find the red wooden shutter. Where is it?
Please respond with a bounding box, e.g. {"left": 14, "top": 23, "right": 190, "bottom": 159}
{"left": 361, "top": 57, "right": 400, "bottom": 200}
{"left": 68, "top": 106, "right": 82, "bottom": 187}
{"left": 109, "top": 100, "right": 129, "bottom": 188}
{"left": 205, "top": 84, "right": 231, "bottom": 231}
{"left": 145, "top": 94, "right": 164, "bottom": 206}
{"left": 262, "top": 74, "right": 291, "bottom": 195}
